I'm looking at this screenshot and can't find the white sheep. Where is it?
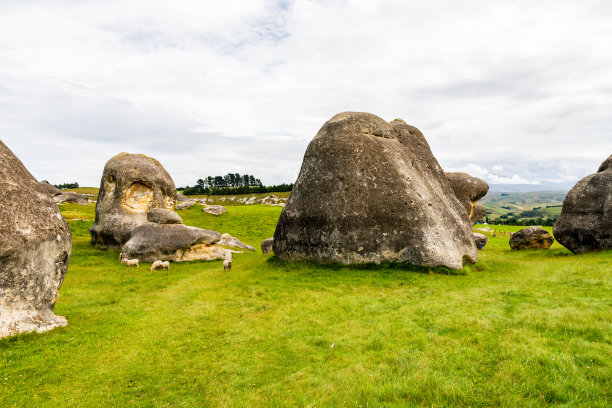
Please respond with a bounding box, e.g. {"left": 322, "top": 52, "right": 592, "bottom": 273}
{"left": 121, "top": 258, "right": 139, "bottom": 268}
{"left": 223, "top": 259, "right": 232, "bottom": 271}
{"left": 150, "top": 260, "right": 163, "bottom": 271}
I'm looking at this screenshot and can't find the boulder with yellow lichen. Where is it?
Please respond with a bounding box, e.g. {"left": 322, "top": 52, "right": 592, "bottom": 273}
{"left": 90, "top": 153, "right": 178, "bottom": 248}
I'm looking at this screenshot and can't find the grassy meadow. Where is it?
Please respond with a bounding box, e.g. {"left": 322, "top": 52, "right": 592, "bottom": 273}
{"left": 1, "top": 202, "right": 610, "bottom": 407}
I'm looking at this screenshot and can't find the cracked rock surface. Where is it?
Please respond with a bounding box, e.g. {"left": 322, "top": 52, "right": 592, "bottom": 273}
{"left": 273, "top": 112, "right": 477, "bottom": 269}
{"left": 0, "top": 141, "right": 71, "bottom": 338}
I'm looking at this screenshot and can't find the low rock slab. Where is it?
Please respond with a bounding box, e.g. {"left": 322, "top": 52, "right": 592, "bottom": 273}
{"left": 509, "top": 227, "right": 554, "bottom": 250}
{"left": 176, "top": 201, "right": 195, "bottom": 210}
{"left": 218, "top": 233, "right": 255, "bottom": 251}
{"left": 202, "top": 204, "right": 227, "bottom": 215}
{"left": 121, "top": 223, "right": 229, "bottom": 262}
{"left": 54, "top": 192, "right": 89, "bottom": 205}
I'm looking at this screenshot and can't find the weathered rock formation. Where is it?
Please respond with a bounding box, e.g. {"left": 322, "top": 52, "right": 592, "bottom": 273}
{"left": 509, "top": 227, "right": 554, "bottom": 250}
{"left": 147, "top": 208, "right": 182, "bottom": 224}
{"left": 0, "top": 141, "right": 71, "bottom": 338}
{"left": 553, "top": 154, "right": 612, "bottom": 254}
{"left": 261, "top": 238, "right": 274, "bottom": 254}
{"left": 90, "top": 153, "right": 177, "bottom": 248}
{"left": 472, "top": 233, "right": 488, "bottom": 250}
{"left": 445, "top": 172, "right": 489, "bottom": 226}
{"left": 54, "top": 192, "right": 89, "bottom": 205}
{"left": 273, "top": 112, "right": 478, "bottom": 269}
{"left": 202, "top": 204, "right": 227, "bottom": 216}
{"left": 121, "top": 224, "right": 229, "bottom": 262}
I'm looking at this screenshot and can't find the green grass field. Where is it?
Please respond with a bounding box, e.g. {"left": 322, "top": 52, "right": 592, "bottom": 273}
{"left": 1, "top": 204, "right": 610, "bottom": 407}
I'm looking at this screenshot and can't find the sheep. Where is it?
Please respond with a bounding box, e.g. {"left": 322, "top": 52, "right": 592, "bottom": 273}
{"left": 223, "top": 259, "right": 232, "bottom": 271}
{"left": 121, "top": 258, "right": 139, "bottom": 268}
{"left": 161, "top": 261, "right": 170, "bottom": 270}
{"left": 150, "top": 260, "right": 163, "bottom": 271}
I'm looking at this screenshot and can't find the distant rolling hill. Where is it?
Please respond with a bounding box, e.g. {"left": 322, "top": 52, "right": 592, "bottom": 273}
{"left": 480, "top": 191, "right": 567, "bottom": 220}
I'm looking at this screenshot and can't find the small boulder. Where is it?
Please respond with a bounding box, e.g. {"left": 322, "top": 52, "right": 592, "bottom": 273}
{"left": 509, "top": 227, "right": 554, "bottom": 250}
{"left": 553, "top": 154, "right": 612, "bottom": 254}
{"left": 0, "top": 141, "right": 71, "bottom": 338}
{"left": 147, "top": 208, "right": 183, "bottom": 224}
{"left": 121, "top": 223, "right": 229, "bottom": 262}
{"left": 472, "top": 233, "right": 488, "bottom": 250}
{"left": 261, "top": 237, "right": 274, "bottom": 254}
{"left": 202, "top": 204, "right": 227, "bottom": 216}
{"left": 218, "top": 233, "right": 255, "bottom": 251}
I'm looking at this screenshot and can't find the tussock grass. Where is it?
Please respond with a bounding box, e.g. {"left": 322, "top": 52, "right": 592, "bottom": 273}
{"left": 1, "top": 205, "right": 610, "bottom": 407}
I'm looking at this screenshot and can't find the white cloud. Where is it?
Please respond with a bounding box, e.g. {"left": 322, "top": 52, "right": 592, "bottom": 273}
{"left": 1, "top": 0, "right": 611, "bottom": 188}
{"left": 446, "top": 163, "right": 541, "bottom": 185}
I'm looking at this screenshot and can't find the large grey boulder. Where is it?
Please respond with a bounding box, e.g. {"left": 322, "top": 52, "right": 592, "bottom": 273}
{"left": 90, "top": 153, "right": 178, "bottom": 248}
{"left": 121, "top": 223, "right": 228, "bottom": 262}
{"left": 445, "top": 172, "right": 489, "bottom": 226}
{"left": 273, "top": 112, "right": 478, "bottom": 269}
{"left": 509, "top": 227, "right": 554, "bottom": 250}
{"left": 0, "top": 141, "right": 71, "bottom": 338}
{"left": 553, "top": 154, "right": 612, "bottom": 254}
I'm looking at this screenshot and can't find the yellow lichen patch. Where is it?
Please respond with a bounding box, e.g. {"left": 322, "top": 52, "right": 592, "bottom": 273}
{"left": 177, "top": 243, "right": 228, "bottom": 262}
{"left": 163, "top": 195, "right": 175, "bottom": 210}
{"left": 123, "top": 182, "right": 153, "bottom": 212}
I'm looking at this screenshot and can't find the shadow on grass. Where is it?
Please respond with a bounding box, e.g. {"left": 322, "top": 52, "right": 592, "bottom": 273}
{"left": 266, "top": 256, "right": 466, "bottom": 276}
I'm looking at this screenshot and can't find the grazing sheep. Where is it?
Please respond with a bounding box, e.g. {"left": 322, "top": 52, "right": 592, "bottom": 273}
{"left": 161, "top": 261, "right": 170, "bottom": 270}
{"left": 121, "top": 258, "right": 139, "bottom": 268}
{"left": 150, "top": 260, "right": 163, "bottom": 271}
{"left": 223, "top": 259, "right": 231, "bottom": 271}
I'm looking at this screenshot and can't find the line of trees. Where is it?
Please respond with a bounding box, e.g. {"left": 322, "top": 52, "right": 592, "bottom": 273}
{"left": 42, "top": 181, "right": 79, "bottom": 190}
{"left": 490, "top": 215, "right": 559, "bottom": 226}
{"left": 180, "top": 173, "right": 293, "bottom": 195}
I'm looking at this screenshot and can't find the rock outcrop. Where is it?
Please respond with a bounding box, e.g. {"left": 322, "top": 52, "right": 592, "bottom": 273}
{"left": 553, "top": 154, "right": 612, "bottom": 254}
{"left": 90, "top": 153, "right": 177, "bottom": 248}
{"left": 261, "top": 238, "right": 274, "bottom": 254}
{"left": 445, "top": 172, "right": 489, "bottom": 226}
{"left": 273, "top": 112, "right": 478, "bottom": 269}
{"left": 121, "top": 223, "right": 229, "bottom": 262}
{"left": 0, "top": 141, "right": 71, "bottom": 338}
{"left": 509, "top": 227, "right": 554, "bottom": 250}
{"left": 472, "top": 233, "right": 488, "bottom": 250}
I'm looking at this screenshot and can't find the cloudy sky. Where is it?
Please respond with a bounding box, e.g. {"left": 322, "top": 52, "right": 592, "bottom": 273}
{"left": 1, "top": 0, "right": 611, "bottom": 191}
